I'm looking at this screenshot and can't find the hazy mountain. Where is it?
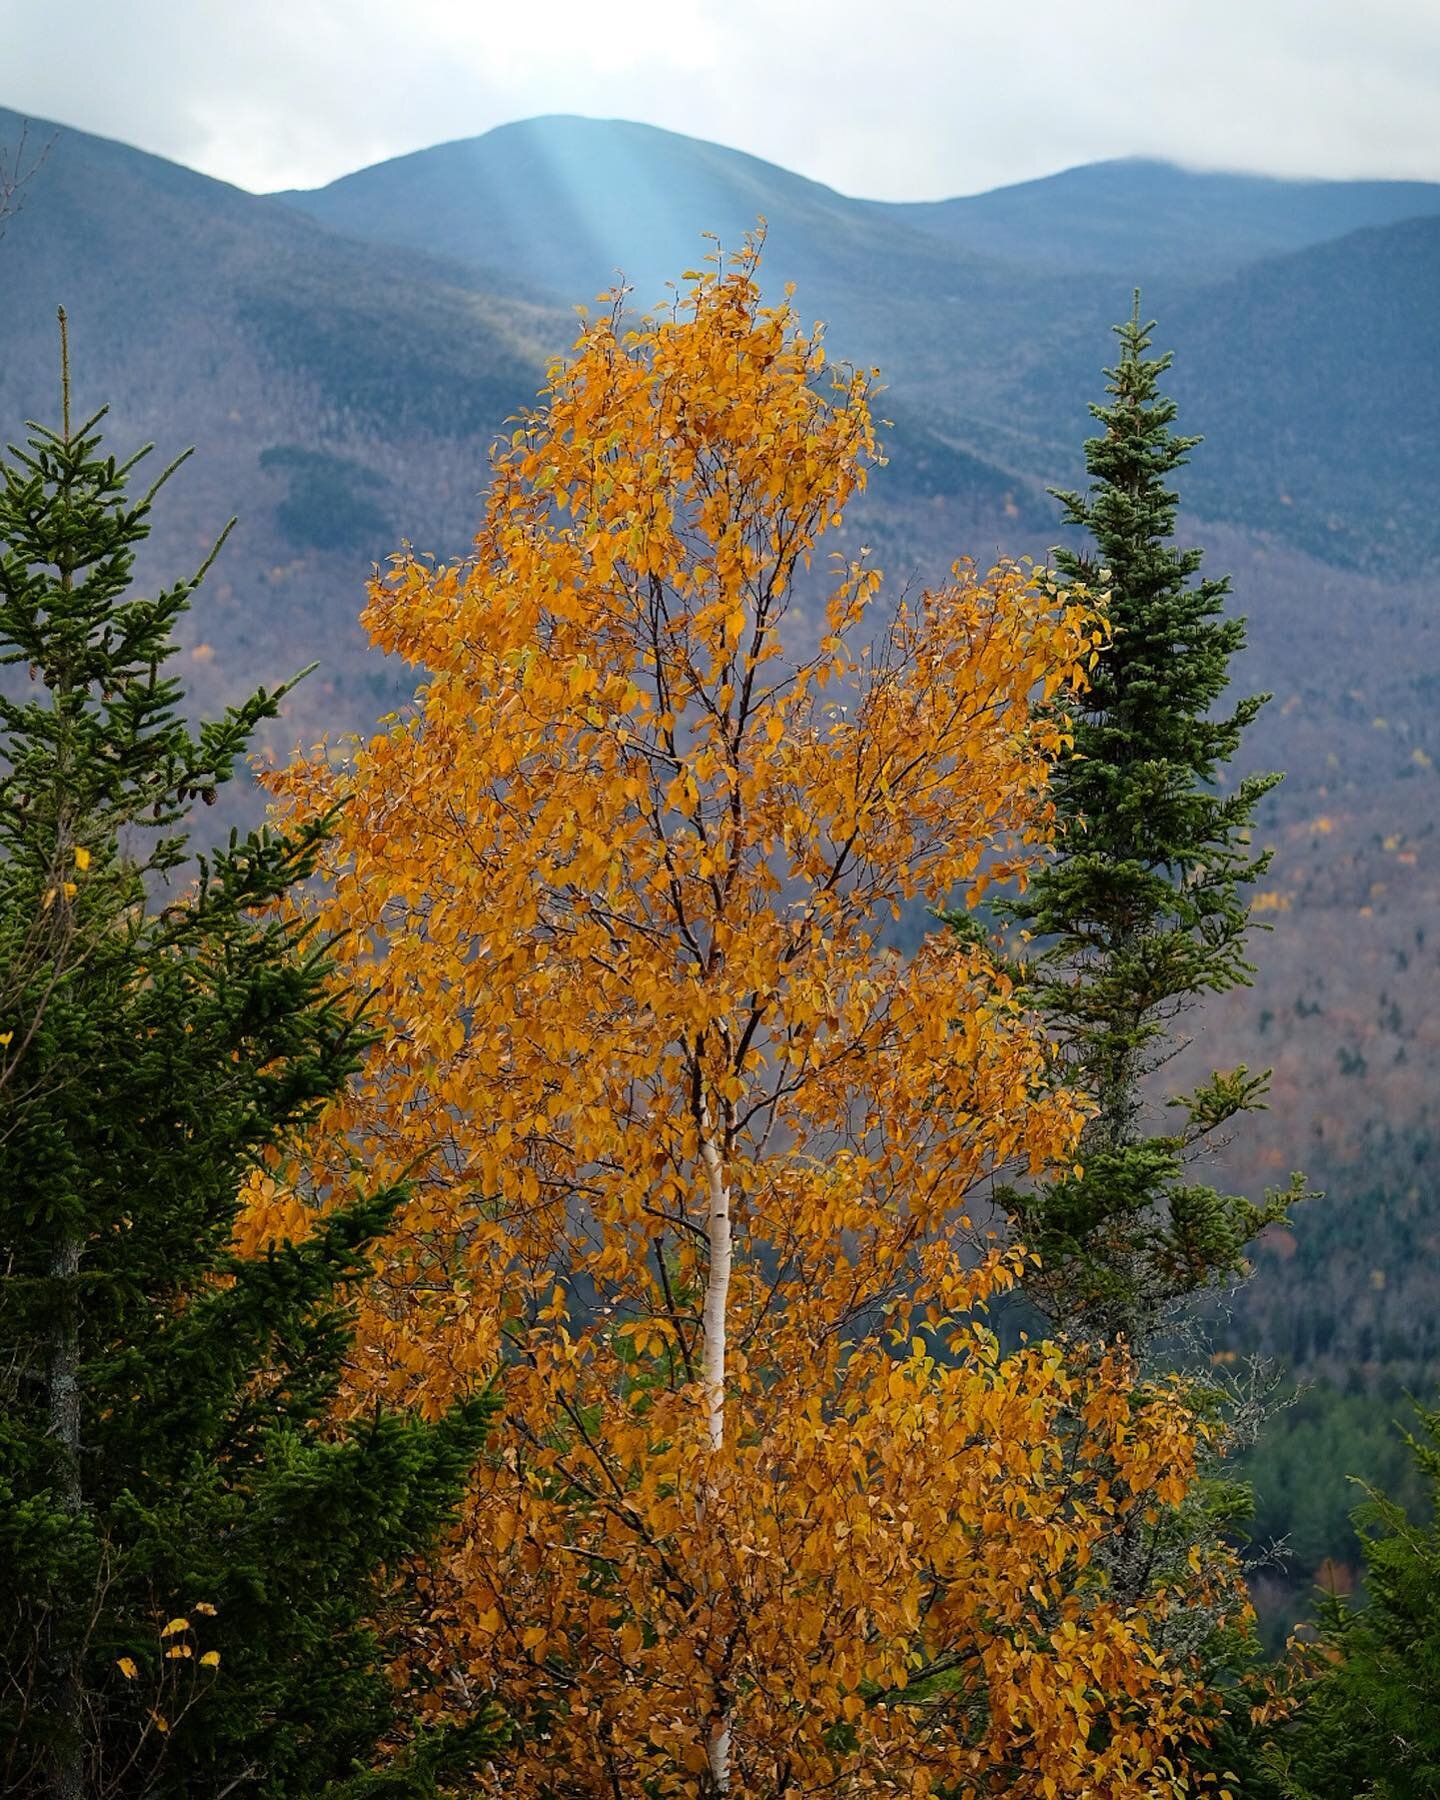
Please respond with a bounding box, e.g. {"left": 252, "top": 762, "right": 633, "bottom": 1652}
{"left": 981, "top": 211, "right": 1440, "bottom": 571}
{"left": 1169, "top": 214, "right": 1440, "bottom": 564}
{"left": 0, "top": 106, "right": 1043, "bottom": 747}
{"left": 281, "top": 117, "right": 1440, "bottom": 294}
{"left": 886, "top": 156, "right": 1440, "bottom": 276}
{"left": 0, "top": 107, "right": 552, "bottom": 440}
{"left": 275, "top": 113, "right": 1124, "bottom": 452}
{"left": 277, "top": 114, "right": 893, "bottom": 307}
{"left": 0, "top": 103, "right": 567, "bottom": 757}
{"left": 3, "top": 104, "right": 1440, "bottom": 1368}
{"left": 278, "top": 115, "right": 1440, "bottom": 573}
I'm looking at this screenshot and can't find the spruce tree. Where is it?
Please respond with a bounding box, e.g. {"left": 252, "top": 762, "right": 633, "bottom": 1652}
{"left": 1003, "top": 296, "right": 1302, "bottom": 1346}
{"left": 1257, "top": 1403, "right": 1440, "bottom": 1798}
{"left": 0, "top": 317, "right": 503, "bottom": 1798}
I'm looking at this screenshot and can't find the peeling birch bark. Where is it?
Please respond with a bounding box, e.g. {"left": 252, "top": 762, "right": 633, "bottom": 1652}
{"left": 698, "top": 1097, "right": 733, "bottom": 1790}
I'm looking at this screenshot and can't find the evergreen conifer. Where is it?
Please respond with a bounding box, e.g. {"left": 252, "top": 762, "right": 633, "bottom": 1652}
{"left": 983, "top": 295, "right": 1313, "bottom": 1786}
{"left": 1003, "top": 297, "right": 1303, "bottom": 1346}
{"left": 1258, "top": 1403, "right": 1440, "bottom": 1797}
{"left": 0, "top": 318, "right": 502, "bottom": 1798}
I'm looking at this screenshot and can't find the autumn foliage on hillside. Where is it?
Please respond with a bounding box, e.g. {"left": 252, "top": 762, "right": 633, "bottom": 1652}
{"left": 240, "top": 249, "right": 1246, "bottom": 1795}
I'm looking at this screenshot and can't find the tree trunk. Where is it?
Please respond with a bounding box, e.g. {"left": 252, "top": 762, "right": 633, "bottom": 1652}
{"left": 698, "top": 1104, "right": 732, "bottom": 1457}
{"left": 48, "top": 1224, "right": 84, "bottom": 1800}
{"left": 45, "top": 310, "right": 86, "bottom": 1800}
{"left": 44, "top": 913, "right": 87, "bottom": 1800}
{"left": 698, "top": 1098, "right": 733, "bottom": 1791}
{"left": 705, "top": 1715, "right": 732, "bottom": 1794}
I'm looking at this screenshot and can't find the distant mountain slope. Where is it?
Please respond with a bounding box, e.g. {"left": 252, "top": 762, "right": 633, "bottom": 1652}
{"left": 0, "top": 104, "right": 567, "bottom": 758}
{"left": 886, "top": 157, "right": 1440, "bottom": 277}
{"left": 0, "top": 105, "right": 553, "bottom": 442}
{"left": 988, "top": 212, "right": 1440, "bottom": 571}
{"left": 277, "top": 115, "right": 1440, "bottom": 573}
{"left": 1167, "top": 215, "right": 1440, "bottom": 565}
{"left": 274, "top": 114, "right": 1120, "bottom": 428}
{"left": 281, "top": 124, "right": 1440, "bottom": 293}
{"left": 278, "top": 114, "right": 889, "bottom": 307}
{"left": 0, "top": 106, "right": 1038, "bottom": 752}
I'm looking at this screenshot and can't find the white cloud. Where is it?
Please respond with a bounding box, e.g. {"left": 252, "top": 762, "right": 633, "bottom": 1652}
{"left": 2, "top": 0, "right": 1439, "bottom": 198}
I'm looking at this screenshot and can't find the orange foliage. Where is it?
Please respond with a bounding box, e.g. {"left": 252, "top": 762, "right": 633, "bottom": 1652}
{"left": 241, "top": 249, "right": 1234, "bottom": 1795}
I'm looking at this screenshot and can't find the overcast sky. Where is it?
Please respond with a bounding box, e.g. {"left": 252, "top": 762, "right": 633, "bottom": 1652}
{"left": 4, "top": 0, "right": 1440, "bottom": 200}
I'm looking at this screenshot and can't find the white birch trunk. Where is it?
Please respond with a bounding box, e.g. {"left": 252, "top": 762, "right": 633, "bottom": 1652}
{"left": 698, "top": 1102, "right": 732, "bottom": 1456}
{"left": 698, "top": 1098, "right": 733, "bottom": 1790}
{"left": 706, "top": 1715, "right": 733, "bottom": 1793}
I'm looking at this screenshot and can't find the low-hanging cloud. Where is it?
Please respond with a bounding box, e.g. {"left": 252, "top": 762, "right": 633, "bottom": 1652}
{"left": 3, "top": 0, "right": 1439, "bottom": 199}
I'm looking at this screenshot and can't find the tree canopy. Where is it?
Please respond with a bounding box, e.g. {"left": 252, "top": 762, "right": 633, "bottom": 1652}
{"left": 241, "top": 251, "right": 1245, "bottom": 1797}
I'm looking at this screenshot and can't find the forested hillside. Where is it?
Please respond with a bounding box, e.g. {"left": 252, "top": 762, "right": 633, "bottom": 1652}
{"left": 4, "top": 97, "right": 1439, "bottom": 1670}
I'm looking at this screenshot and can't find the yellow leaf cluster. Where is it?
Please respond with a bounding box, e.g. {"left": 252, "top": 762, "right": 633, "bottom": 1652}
{"left": 240, "top": 246, "right": 1231, "bottom": 1795}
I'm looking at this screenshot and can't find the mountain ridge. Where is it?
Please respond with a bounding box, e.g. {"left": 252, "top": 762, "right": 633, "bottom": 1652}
{"left": 1, "top": 101, "right": 1438, "bottom": 1257}
{"left": 270, "top": 111, "right": 1440, "bottom": 575}
{"left": 280, "top": 114, "right": 1440, "bottom": 286}
{"left": 885, "top": 152, "right": 1440, "bottom": 273}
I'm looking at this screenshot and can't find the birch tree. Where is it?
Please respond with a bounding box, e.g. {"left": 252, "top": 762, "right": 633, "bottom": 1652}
{"left": 244, "top": 249, "right": 1244, "bottom": 1797}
